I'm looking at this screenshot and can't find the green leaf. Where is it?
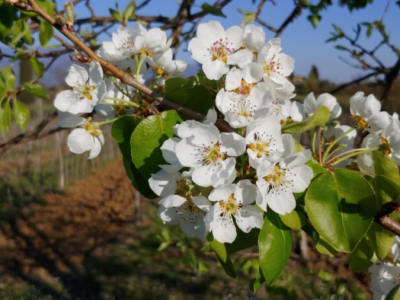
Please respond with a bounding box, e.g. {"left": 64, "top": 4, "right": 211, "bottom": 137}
{"left": 30, "top": 57, "right": 45, "bottom": 76}
{"left": 0, "top": 101, "right": 11, "bottom": 133}
{"left": 131, "top": 110, "right": 182, "bottom": 179}
{"left": 0, "top": 65, "right": 16, "bottom": 90}
{"left": 207, "top": 235, "right": 236, "bottom": 278}
{"left": 279, "top": 207, "right": 307, "bottom": 230}
{"left": 225, "top": 227, "right": 260, "bottom": 253}
{"left": 305, "top": 169, "right": 377, "bottom": 253}
{"left": 111, "top": 116, "right": 157, "bottom": 199}
{"left": 0, "top": 4, "right": 17, "bottom": 40}
{"left": 367, "top": 222, "right": 394, "bottom": 260}
{"left": 373, "top": 151, "right": 400, "bottom": 185}
{"left": 375, "top": 175, "right": 400, "bottom": 205}
{"left": 165, "top": 77, "right": 215, "bottom": 120}
{"left": 282, "top": 106, "right": 330, "bottom": 135}
{"left": 251, "top": 267, "right": 265, "bottom": 292}
{"left": 24, "top": 83, "right": 49, "bottom": 99}
{"left": 316, "top": 238, "right": 338, "bottom": 257}
{"left": 11, "top": 19, "right": 29, "bottom": 47}
{"left": 109, "top": 3, "right": 123, "bottom": 23}
{"left": 201, "top": 3, "right": 226, "bottom": 17}
{"left": 123, "top": 0, "right": 136, "bottom": 22}
{"left": 37, "top": 0, "right": 55, "bottom": 16}
{"left": 387, "top": 284, "right": 400, "bottom": 300}
{"left": 306, "top": 158, "right": 326, "bottom": 178}
{"left": 348, "top": 237, "right": 375, "bottom": 272}
{"left": 307, "top": 14, "right": 321, "bottom": 28}
{"left": 259, "top": 211, "right": 291, "bottom": 285}
{"left": 39, "top": 21, "right": 53, "bottom": 46}
{"left": 12, "top": 100, "right": 30, "bottom": 128}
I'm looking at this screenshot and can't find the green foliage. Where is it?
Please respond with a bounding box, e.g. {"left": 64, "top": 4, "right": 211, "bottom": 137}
{"left": 165, "top": 74, "right": 216, "bottom": 120}
{"left": 123, "top": 0, "right": 136, "bottom": 25}
{"left": 367, "top": 222, "right": 394, "bottom": 260}
{"left": 348, "top": 237, "right": 375, "bottom": 272}
{"left": 237, "top": 9, "right": 256, "bottom": 24}
{"left": 279, "top": 207, "right": 307, "bottom": 230}
{"left": 387, "top": 284, "right": 400, "bottom": 300}
{"left": 23, "top": 83, "right": 49, "bottom": 99}
{"left": 259, "top": 211, "right": 291, "bottom": 285}
{"left": 305, "top": 169, "right": 377, "bottom": 253}
{"left": 131, "top": 110, "right": 182, "bottom": 179}
{"left": 12, "top": 99, "right": 29, "bottom": 128}
{"left": 207, "top": 234, "right": 236, "bottom": 278}
{"left": 30, "top": 56, "right": 45, "bottom": 76}
{"left": 201, "top": 3, "right": 226, "bottom": 17}
{"left": 282, "top": 106, "right": 330, "bottom": 135}
{"left": 373, "top": 151, "right": 400, "bottom": 185}
{"left": 111, "top": 116, "right": 157, "bottom": 199}
{"left": 109, "top": 3, "right": 123, "bottom": 23}
{"left": 0, "top": 3, "right": 17, "bottom": 42}
{"left": 340, "top": 0, "right": 373, "bottom": 11}
{"left": 39, "top": 21, "right": 53, "bottom": 46}
{"left": 0, "top": 100, "right": 11, "bottom": 133}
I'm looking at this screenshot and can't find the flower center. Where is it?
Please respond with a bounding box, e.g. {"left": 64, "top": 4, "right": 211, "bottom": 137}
{"left": 219, "top": 193, "right": 240, "bottom": 215}
{"left": 85, "top": 120, "right": 101, "bottom": 137}
{"left": 264, "top": 163, "right": 292, "bottom": 190}
{"left": 234, "top": 80, "right": 255, "bottom": 96}
{"left": 118, "top": 37, "right": 135, "bottom": 50}
{"left": 280, "top": 117, "right": 293, "bottom": 126}
{"left": 202, "top": 142, "right": 226, "bottom": 165}
{"left": 140, "top": 48, "right": 153, "bottom": 58}
{"left": 380, "top": 136, "right": 392, "bottom": 156}
{"left": 351, "top": 115, "right": 368, "bottom": 130}
{"left": 76, "top": 84, "right": 95, "bottom": 100}
{"left": 248, "top": 133, "right": 275, "bottom": 158}
{"left": 210, "top": 38, "right": 235, "bottom": 63}
{"left": 263, "top": 55, "right": 283, "bottom": 77}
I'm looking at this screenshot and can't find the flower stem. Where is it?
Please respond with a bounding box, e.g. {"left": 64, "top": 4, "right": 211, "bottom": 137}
{"left": 95, "top": 118, "right": 119, "bottom": 127}
{"left": 318, "top": 127, "right": 322, "bottom": 165}
{"left": 322, "top": 127, "right": 355, "bottom": 164}
{"left": 312, "top": 131, "right": 317, "bottom": 155}
{"left": 329, "top": 148, "right": 378, "bottom": 166}
{"left": 104, "top": 97, "right": 140, "bottom": 107}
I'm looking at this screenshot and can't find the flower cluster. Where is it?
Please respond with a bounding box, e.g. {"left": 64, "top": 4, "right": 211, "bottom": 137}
{"left": 54, "top": 23, "right": 187, "bottom": 159}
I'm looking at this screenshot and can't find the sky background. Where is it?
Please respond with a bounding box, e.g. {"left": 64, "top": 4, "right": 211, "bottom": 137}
{"left": 3, "top": 0, "right": 399, "bottom": 85}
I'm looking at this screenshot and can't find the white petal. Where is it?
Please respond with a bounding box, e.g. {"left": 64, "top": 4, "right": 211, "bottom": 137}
{"left": 227, "top": 49, "right": 253, "bottom": 68}
{"left": 242, "top": 63, "right": 263, "bottom": 83}
{"left": 148, "top": 169, "right": 179, "bottom": 197}
{"left": 66, "top": 64, "right": 88, "bottom": 87}
{"left": 192, "top": 196, "right": 212, "bottom": 212}
{"left": 203, "top": 108, "right": 217, "bottom": 124}
{"left": 266, "top": 188, "right": 296, "bottom": 215}
{"left": 58, "top": 111, "right": 84, "bottom": 128}
{"left": 158, "top": 205, "right": 179, "bottom": 225}
{"left": 212, "top": 208, "right": 237, "bottom": 243}
{"left": 54, "top": 90, "right": 78, "bottom": 113}
{"left": 88, "top": 135, "right": 103, "bottom": 159}
{"left": 208, "top": 184, "right": 236, "bottom": 202}
{"left": 159, "top": 194, "right": 186, "bottom": 208}
{"left": 179, "top": 211, "right": 207, "bottom": 239}
{"left": 235, "top": 180, "right": 260, "bottom": 205}
{"left": 225, "top": 67, "right": 242, "bottom": 91}
{"left": 220, "top": 132, "right": 246, "bottom": 156}
{"left": 67, "top": 129, "right": 93, "bottom": 154}
{"left": 89, "top": 61, "right": 103, "bottom": 86}
{"left": 225, "top": 25, "right": 243, "bottom": 51}
{"left": 236, "top": 205, "right": 263, "bottom": 233}
{"left": 202, "top": 60, "right": 229, "bottom": 80}
{"left": 286, "top": 165, "right": 313, "bottom": 193}
{"left": 161, "top": 137, "right": 182, "bottom": 167}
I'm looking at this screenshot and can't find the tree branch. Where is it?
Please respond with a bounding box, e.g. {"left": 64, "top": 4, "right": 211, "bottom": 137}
{"left": 329, "top": 71, "right": 378, "bottom": 94}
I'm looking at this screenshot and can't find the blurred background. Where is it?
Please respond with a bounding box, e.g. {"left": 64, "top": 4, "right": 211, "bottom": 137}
{"left": 0, "top": 0, "right": 399, "bottom": 299}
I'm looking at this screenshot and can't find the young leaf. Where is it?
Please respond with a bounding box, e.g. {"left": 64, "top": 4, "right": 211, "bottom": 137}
{"left": 282, "top": 106, "right": 330, "bottom": 135}
{"left": 201, "top": 3, "right": 226, "bottom": 17}
{"left": 0, "top": 65, "right": 16, "bottom": 90}
{"left": 367, "top": 222, "right": 395, "bottom": 260}
{"left": 348, "top": 237, "right": 375, "bottom": 272}
{"left": 24, "top": 83, "right": 49, "bottom": 99}
{"left": 305, "top": 169, "right": 377, "bottom": 253}
{"left": 259, "top": 211, "right": 291, "bottom": 285}
{"left": 0, "top": 101, "right": 11, "bottom": 133}
{"left": 373, "top": 151, "right": 400, "bottom": 185}
{"left": 30, "top": 56, "right": 45, "bottom": 76}
{"left": 279, "top": 207, "right": 307, "bottom": 230}
{"left": 112, "top": 116, "right": 157, "bottom": 199}
{"left": 12, "top": 100, "right": 30, "bottom": 128}
{"left": 387, "top": 284, "right": 400, "bottom": 300}
{"left": 207, "top": 235, "right": 236, "bottom": 278}
{"left": 165, "top": 77, "right": 215, "bottom": 120}
{"left": 39, "top": 21, "right": 54, "bottom": 46}
{"left": 0, "top": 4, "right": 17, "bottom": 40}
{"left": 131, "top": 110, "right": 182, "bottom": 179}
{"left": 123, "top": 0, "right": 136, "bottom": 23}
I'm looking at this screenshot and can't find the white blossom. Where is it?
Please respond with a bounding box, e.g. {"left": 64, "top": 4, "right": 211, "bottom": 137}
{"left": 350, "top": 92, "right": 390, "bottom": 133}
{"left": 256, "top": 150, "right": 313, "bottom": 215}
{"left": 188, "top": 20, "right": 243, "bottom": 80}
{"left": 66, "top": 118, "right": 105, "bottom": 160}
{"left": 149, "top": 170, "right": 211, "bottom": 239}
{"left": 175, "top": 122, "right": 246, "bottom": 187}
{"left": 206, "top": 180, "right": 263, "bottom": 243}
{"left": 54, "top": 62, "right": 106, "bottom": 115}
{"left": 369, "top": 261, "right": 400, "bottom": 300}
{"left": 303, "top": 92, "right": 342, "bottom": 120}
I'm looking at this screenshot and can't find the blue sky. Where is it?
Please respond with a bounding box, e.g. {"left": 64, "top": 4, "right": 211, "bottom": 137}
{"left": 9, "top": 0, "right": 399, "bottom": 85}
